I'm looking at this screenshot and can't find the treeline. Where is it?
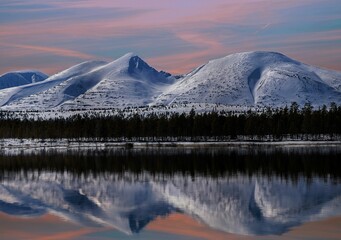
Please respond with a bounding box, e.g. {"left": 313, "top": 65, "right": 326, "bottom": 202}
{"left": 0, "top": 102, "right": 340, "bottom": 140}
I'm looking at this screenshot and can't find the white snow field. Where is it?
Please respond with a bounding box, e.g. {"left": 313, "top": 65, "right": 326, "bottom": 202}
{"left": 0, "top": 51, "right": 340, "bottom": 113}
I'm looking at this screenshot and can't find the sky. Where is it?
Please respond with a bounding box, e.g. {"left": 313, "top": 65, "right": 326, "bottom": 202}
{"left": 0, "top": 0, "right": 340, "bottom": 75}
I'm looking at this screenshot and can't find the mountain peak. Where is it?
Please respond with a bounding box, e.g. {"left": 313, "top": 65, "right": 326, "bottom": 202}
{"left": 209, "top": 51, "right": 295, "bottom": 65}
{"left": 115, "top": 52, "right": 139, "bottom": 63}
{"left": 122, "top": 52, "right": 138, "bottom": 58}
{"left": 128, "top": 55, "right": 151, "bottom": 73}
{"left": 103, "top": 52, "right": 143, "bottom": 71}
{"left": 109, "top": 53, "right": 161, "bottom": 77}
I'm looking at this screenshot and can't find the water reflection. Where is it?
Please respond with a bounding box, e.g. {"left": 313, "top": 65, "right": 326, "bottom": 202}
{"left": 0, "top": 147, "right": 340, "bottom": 236}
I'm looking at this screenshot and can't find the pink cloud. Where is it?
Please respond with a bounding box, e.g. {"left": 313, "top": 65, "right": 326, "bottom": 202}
{"left": 0, "top": 42, "right": 103, "bottom": 74}
{"left": 1, "top": 42, "right": 96, "bottom": 59}
{"left": 1, "top": 0, "right": 307, "bottom": 41}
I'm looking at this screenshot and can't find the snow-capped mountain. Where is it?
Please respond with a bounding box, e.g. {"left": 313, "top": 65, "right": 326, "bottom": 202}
{"left": 0, "top": 51, "right": 340, "bottom": 111}
{"left": 0, "top": 70, "right": 48, "bottom": 90}
{"left": 1, "top": 172, "right": 340, "bottom": 235}
{"left": 155, "top": 51, "right": 341, "bottom": 107}
{"left": 59, "top": 53, "right": 175, "bottom": 110}
{"left": 0, "top": 53, "right": 174, "bottom": 110}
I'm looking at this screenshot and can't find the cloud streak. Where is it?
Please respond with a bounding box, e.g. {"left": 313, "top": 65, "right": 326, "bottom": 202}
{"left": 1, "top": 42, "right": 96, "bottom": 59}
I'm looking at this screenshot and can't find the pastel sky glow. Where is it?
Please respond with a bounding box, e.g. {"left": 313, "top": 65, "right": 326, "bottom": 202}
{"left": 1, "top": 0, "right": 340, "bottom": 75}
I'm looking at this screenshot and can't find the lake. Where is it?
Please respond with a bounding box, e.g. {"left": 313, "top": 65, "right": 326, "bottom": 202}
{"left": 1, "top": 144, "right": 340, "bottom": 239}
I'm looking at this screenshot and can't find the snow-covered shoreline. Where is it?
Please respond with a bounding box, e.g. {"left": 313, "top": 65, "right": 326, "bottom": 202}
{"left": 1, "top": 138, "right": 341, "bottom": 155}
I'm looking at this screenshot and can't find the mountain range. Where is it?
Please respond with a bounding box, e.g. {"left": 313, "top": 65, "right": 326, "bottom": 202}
{"left": 0, "top": 51, "right": 340, "bottom": 111}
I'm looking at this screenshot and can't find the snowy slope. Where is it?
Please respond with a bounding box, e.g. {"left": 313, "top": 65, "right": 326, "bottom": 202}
{"left": 0, "top": 51, "right": 340, "bottom": 111}
{"left": 154, "top": 51, "right": 341, "bottom": 107}
{"left": 0, "top": 61, "right": 107, "bottom": 108}
{"left": 0, "top": 71, "right": 48, "bottom": 90}
{"left": 0, "top": 60, "right": 107, "bottom": 108}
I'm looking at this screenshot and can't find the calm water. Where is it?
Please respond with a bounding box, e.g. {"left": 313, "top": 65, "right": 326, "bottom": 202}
{"left": 1, "top": 145, "right": 341, "bottom": 239}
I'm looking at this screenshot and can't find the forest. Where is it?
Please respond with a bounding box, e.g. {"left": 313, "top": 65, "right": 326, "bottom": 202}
{"left": 0, "top": 102, "right": 340, "bottom": 140}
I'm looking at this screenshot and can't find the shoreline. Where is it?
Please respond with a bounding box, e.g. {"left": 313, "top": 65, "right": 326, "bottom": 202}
{"left": 2, "top": 138, "right": 341, "bottom": 152}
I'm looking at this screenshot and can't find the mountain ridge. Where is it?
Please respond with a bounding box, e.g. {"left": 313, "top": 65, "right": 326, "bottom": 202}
{"left": 0, "top": 51, "right": 340, "bottom": 111}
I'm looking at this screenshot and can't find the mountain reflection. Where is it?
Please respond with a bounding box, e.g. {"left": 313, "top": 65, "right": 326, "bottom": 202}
{"left": 0, "top": 147, "right": 340, "bottom": 236}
